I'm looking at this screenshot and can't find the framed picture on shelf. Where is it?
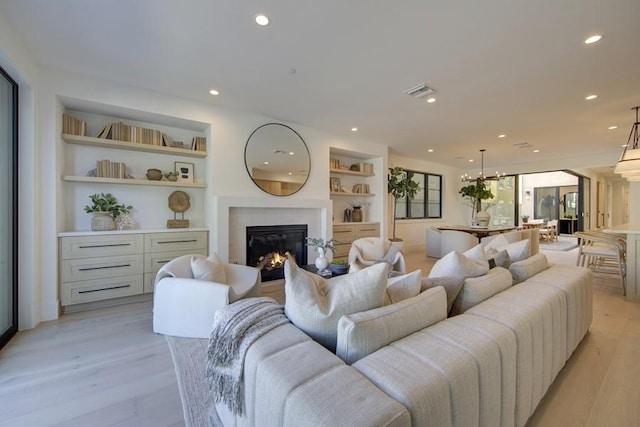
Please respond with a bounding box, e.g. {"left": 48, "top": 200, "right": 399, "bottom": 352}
{"left": 175, "top": 161, "right": 194, "bottom": 183}
{"left": 330, "top": 177, "right": 341, "bottom": 192}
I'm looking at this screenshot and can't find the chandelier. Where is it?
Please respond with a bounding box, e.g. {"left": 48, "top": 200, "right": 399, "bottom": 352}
{"left": 614, "top": 106, "right": 640, "bottom": 181}
{"left": 461, "top": 149, "right": 506, "bottom": 182}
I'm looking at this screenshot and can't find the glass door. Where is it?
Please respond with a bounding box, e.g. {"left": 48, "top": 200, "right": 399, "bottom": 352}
{"left": 578, "top": 176, "right": 591, "bottom": 231}
{"left": 0, "top": 65, "right": 17, "bottom": 350}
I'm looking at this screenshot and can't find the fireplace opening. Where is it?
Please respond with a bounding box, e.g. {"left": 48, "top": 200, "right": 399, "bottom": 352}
{"left": 246, "top": 224, "right": 308, "bottom": 281}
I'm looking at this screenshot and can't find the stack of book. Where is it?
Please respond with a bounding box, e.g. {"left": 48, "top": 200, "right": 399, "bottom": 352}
{"left": 330, "top": 158, "right": 341, "bottom": 169}
{"left": 62, "top": 114, "right": 86, "bottom": 136}
{"left": 350, "top": 162, "right": 374, "bottom": 174}
{"left": 96, "top": 159, "right": 126, "bottom": 179}
{"left": 192, "top": 136, "right": 206, "bottom": 152}
{"left": 97, "top": 122, "right": 163, "bottom": 146}
{"left": 352, "top": 183, "right": 370, "bottom": 194}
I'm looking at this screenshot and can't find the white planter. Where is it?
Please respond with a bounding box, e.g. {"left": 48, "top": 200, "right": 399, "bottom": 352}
{"left": 475, "top": 210, "right": 491, "bottom": 227}
{"left": 91, "top": 212, "right": 115, "bottom": 231}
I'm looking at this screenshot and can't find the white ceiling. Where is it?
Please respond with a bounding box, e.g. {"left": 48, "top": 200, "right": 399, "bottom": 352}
{"left": 2, "top": 0, "right": 639, "bottom": 173}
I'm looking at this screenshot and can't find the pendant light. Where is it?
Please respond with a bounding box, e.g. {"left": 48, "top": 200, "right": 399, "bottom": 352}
{"left": 614, "top": 106, "right": 640, "bottom": 181}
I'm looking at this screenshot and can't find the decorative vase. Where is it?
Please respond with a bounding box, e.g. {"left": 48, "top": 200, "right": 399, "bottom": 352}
{"left": 167, "top": 174, "right": 178, "bottom": 182}
{"left": 475, "top": 210, "right": 491, "bottom": 227}
{"left": 314, "top": 247, "right": 329, "bottom": 273}
{"left": 91, "top": 212, "right": 115, "bottom": 231}
{"left": 352, "top": 206, "right": 363, "bottom": 222}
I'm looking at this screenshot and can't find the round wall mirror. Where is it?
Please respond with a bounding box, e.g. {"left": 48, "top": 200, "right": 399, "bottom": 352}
{"left": 244, "top": 123, "right": 310, "bottom": 196}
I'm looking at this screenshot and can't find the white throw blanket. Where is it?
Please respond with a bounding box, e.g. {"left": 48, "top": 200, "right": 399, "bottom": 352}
{"left": 205, "top": 297, "right": 289, "bottom": 416}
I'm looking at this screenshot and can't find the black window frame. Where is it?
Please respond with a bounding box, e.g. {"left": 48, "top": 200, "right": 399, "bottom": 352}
{"left": 394, "top": 169, "right": 442, "bottom": 220}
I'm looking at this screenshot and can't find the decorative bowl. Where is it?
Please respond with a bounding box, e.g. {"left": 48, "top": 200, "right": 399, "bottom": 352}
{"left": 329, "top": 263, "right": 349, "bottom": 275}
{"left": 146, "top": 168, "right": 162, "bottom": 180}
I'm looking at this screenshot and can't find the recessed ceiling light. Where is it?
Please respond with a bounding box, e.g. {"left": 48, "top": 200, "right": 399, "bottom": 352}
{"left": 288, "top": 172, "right": 292, "bottom": 176}
{"left": 255, "top": 14, "right": 270, "bottom": 26}
{"left": 468, "top": 159, "right": 474, "bottom": 163}
{"left": 608, "top": 125, "right": 618, "bottom": 130}
{"left": 585, "top": 94, "right": 598, "bottom": 100}
{"left": 427, "top": 149, "right": 434, "bottom": 153}
{"left": 498, "top": 134, "right": 506, "bottom": 138}
{"left": 351, "top": 127, "right": 358, "bottom": 132}
{"left": 209, "top": 89, "right": 219, "bottom": 96}
{"left": 427, "top": 97, "right": 436, "bottom": 103}
{"left": 585, "top": 35, "right": 602, "bottom": 44}
{"left": 533, "top": 149, "right": 540, "bottom": 153}
{"left": 288, "top": 152, "right": 294, "bottom": 155}
{"left": 263, "top": 161, "right": 269, "bottom": 165}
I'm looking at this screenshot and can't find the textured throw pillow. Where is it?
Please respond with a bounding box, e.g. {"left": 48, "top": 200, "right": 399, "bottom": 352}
{"left": 428, "top": 251, "right": 489, "bottom": 280}
{"left": 485, "top": 237, "right": 530, "bottom": 263}
{"left": 420, "top": 276, "right": 465, "bottom": 314}
{"left": 463, "top": 244, "right": 489, "bottom": 268}
{"left": 384, "top": 269, "right": 422, "bottom": 305}
{"left": 509, "top": 252, "right": 549, "bottom": 284}
{"left": 483, "top": 235, "right": 510, "bottom": 252}
{"left": 284, "top": 259, "right": 387, "bottom": 352}
{"left": 450, "top": 267, "right": 513, "bottom": 315}
{"left": 191, "top": 253, "right": 227, "bottom": 283}
{"left": 485, "top": 248, "right": 511, "bottom": 269}
{"left": 336, "top": 286, "right": 447, "bottom": 364}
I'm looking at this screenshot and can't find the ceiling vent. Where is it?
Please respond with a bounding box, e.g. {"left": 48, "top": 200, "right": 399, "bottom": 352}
{"left": 513, "top": 141, "right": 532, "bottom": 148}
{"left": 403, "top": 83, "right": 436, "bottom": 99}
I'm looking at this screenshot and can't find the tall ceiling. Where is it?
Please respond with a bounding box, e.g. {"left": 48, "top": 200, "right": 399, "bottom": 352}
{"left": 1, "top": 0, "right": 639, "bottom": 172}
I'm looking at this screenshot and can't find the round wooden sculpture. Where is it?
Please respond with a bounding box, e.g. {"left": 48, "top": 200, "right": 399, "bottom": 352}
{"left": 167, "top": 191, "right": 190, "bottom": 228}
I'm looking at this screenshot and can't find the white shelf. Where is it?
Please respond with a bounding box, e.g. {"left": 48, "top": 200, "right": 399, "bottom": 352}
{"left": 329, "top": 168, "right": 374, "bottom": 177}
{"left": 62, "top": 175, "right": 207, "bottom": 188}
{"left": 62, "top": 134, "right": 207, "bottom": 158}
{"left": 330, "top": 191, "right": 375, "bottom": 197}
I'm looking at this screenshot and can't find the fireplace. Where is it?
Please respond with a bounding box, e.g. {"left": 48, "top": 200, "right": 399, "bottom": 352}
{"left": 246, "top": 224, "right": 308, "bottom": 281}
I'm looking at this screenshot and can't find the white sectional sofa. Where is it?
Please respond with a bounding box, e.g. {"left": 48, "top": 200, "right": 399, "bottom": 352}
{"left": 211, "top": 250, "right": 593, "bottom": 427}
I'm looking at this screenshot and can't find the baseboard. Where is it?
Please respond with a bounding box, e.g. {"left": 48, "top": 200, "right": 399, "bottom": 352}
{"left": 61, "top": 293, "right": 153, "bottom": 314}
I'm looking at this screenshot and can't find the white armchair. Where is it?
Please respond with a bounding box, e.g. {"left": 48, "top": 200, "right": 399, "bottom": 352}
{"left": 348, "top": 237, "right": 406, "bottom": 274}
{"left": 153, "top": 254, "right": 261, "bottom": 338}
{"left": 439, "top": 230, "right": 479, "bottom": 257}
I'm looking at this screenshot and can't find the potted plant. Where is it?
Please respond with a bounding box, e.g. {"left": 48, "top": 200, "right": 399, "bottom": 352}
{"left": 84, "top": 193, "right": 133, "bottom": 231}
{"left": 387, "top": 166, "right": 420, "bottom": 243}
{"left": 521, "top": 215, "right": 530, "bottom": 223}
{"left": 328, "top": 258, "right": 348, "bottom": 275}
{"left": 458, "top": 181, "right": 494, "bottom": 226}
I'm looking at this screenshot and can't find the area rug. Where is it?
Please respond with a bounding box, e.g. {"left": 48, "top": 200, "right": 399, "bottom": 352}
{"left": 165, "top": 335, "right": 222, "bottom": 427}
{"left": 539, "top": 238, "right": 579, "bottom": 252}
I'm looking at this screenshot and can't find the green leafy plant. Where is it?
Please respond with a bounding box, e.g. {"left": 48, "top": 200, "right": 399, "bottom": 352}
{"left": 164, "top": 171, "right": 179, "bottom": 179}
{"left": 306, "top": 237, "right": 338, "bottom": 254}
{"left": 329, "top": 258, "right": 347, "bottom": 266}
{"left": 459, "top": 181, "right": 494, "bottom": 213}
{"left": 84, "top": 193, "right": 133, "bottom": 219}
{"left": 388, "top": 166, "right": 420, "bottom": 241}
{"left": 521, "top": 215, "right": 530, "bottom": 222}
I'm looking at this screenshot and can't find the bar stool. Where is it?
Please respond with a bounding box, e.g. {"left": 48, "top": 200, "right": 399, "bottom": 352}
{"left": 575, "top": 231, "right": 626, "bottom": 295}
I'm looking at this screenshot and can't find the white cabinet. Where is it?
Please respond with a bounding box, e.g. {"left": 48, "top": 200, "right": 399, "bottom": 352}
{"left": 59, "top": 229, "right": 208, "bottom": 309}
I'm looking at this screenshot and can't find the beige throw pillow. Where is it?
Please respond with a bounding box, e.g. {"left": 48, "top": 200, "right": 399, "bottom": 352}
{"left": 450, "top": 266, "right": 513, "bottom": 315}
{"left": 428, "top": 250, "right": 489, "bottom": 279}
{"left": 190, "top": 253, "right": 227, "bottom": 283}
{"left": 420, "top": 276, "right": 465, "bottom": 315}
{"left": 509, "top": 252, "right": 549, "bottom": 284}
{"left": 284, "top": 259, "right": 387, "bottom": 352}
{"left": 384, "top": 269, "right": 422, "bottom": 305}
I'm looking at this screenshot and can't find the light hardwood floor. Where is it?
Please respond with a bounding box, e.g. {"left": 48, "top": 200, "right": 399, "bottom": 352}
{"left": 1, "top": 245, "right": 638, "bottom": 427}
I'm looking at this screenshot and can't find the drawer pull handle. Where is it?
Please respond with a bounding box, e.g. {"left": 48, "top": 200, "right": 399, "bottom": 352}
{"left": 157, "top": 239, "right": 198, "bottom": 244}
{"left": 78, "top": 263, "right": 131, "bottom": 271}
{"left": 334, "top": 231, "right": 351, "bottom": 234}
{"left": 156, "top": 260, "right": 172, "bottom": 265}
{"left": 78, "top": 243, "right": 132, "bottom": 249}
{"left": 78, "top": 284, "right": 131, "bottom": 294}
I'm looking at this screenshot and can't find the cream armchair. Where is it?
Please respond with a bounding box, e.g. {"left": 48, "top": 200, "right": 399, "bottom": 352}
{"left": 348, "top": 237, "right": 406, "bottom": 274}
{"left": 153, "top": 253, "right": 261, "bottom": 338}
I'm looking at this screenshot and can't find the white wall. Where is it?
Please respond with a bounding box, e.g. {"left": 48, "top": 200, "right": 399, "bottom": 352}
{"left": 388, "top": 154, "right": 467, "bottom": 252}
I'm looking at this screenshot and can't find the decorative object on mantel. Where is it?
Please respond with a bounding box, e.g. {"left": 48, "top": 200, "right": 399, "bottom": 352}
{"left": 614, "top": 105, "right": 640, "bottom": 181}
{"left": 167, "top": 190, "right": 191, "bottom": 228}
{"left": 164, "top": 171, "right": 179, "bottom": 182}
{"left": 388, "top": 166, "right": 420, "bottom": 243}
{"left": 146, "top": 168, "right": 163, "bottom": 180}
{"left": 306, "top": 237, "right": 337, "bottom": 277}
{"left": 84, "top": 193, "right": 133, "bottom": 231}
{"left": 116, "top": 212, "right": 136, "bottom": 230}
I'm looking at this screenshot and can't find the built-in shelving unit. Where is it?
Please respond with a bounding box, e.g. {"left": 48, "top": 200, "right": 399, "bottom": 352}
{"left": 330, "top": 191, "right": 375, "bottom": 197}
{"left": 329, "top": 168, "right": 374, "bottom": 177}
{"left": 61, "top": 175, "right": 207, "bottom": 188}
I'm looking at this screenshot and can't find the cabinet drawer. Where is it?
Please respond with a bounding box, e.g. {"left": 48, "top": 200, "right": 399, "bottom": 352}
{"left": 61, "top": 254, "right": 143, "bottom": 282}
{"left": 61, "top": 234, "right": 144, "bottom": 259}
{"left": 356, "top": 223, "right": 380, "bottom": 237}
{"left": 143, "top": 273, "right": 155, "bottom": 294}
{"left": 334, "top": 243, "right": 351, "bottom": 258}
{"left": 333, "top": 225, "right": 356, "bottom": 241}
{"left": 145, "top": 231, "right": 208, "bottom": 253}
{"left": 60, "top": 274, "right": 143, "bottom": 306}
{"left": 144, "top": 248, "right": 207, "bottom": 274}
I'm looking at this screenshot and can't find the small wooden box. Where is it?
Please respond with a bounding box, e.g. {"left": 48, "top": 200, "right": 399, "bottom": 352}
{"left": 166, "top": 219, "right": 189, "bottom": 228}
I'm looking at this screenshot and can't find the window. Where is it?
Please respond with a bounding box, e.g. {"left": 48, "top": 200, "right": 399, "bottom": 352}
{"left": 394, "top": 169, "right": 442, "bottom": 219}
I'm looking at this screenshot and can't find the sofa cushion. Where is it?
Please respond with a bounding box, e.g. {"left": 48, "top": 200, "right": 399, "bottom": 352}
{"left": 384, "top": 269, "right": 422, "bottom": 305}
{"left": 336, "top": 287, "right": 447, "bottom": 364}
{"left": 463, "top": 244, "right": 490, "bottom": 268}
{"left": 450, "top": 267, "right": 513, "bottom": 315}
{"left": 485, "top": 237, "right": 531, "bottom": 262}
{"left": 428, "top": 250, "right": 489, "bottom": 279}
{"left": 420, "top": 276, "right": 465, "bottom": 314}
{"left": 191, "top": 253, "right": 226, "bottom": 283}
{"left": 284, "top": 259, "right": 387, "bottom": 352}
{"left": 509, "top": 253, "right": 549, "bottom": 284}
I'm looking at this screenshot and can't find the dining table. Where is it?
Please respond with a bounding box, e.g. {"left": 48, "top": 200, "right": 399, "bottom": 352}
{"left": 436, "top": 224, "right": 518, "bottom": 239}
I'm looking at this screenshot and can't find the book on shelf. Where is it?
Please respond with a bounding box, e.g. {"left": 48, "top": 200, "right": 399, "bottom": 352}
{"left": 330, "top": 158, "right": 341, "bottom": 169}
{"left": 62, "top": 113, "right": 86, "bottom": 136}
{"left": 191, "top": 136, "right": 206, "bottom": 152}
{"left": 96, "top": 159, "right": 126, "bottom": 179}
{"left": 352, "top": 183, "right": 370, "bottom": 194}
{"left": 96, "top": 122, "right": 162, "bottom": 145}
